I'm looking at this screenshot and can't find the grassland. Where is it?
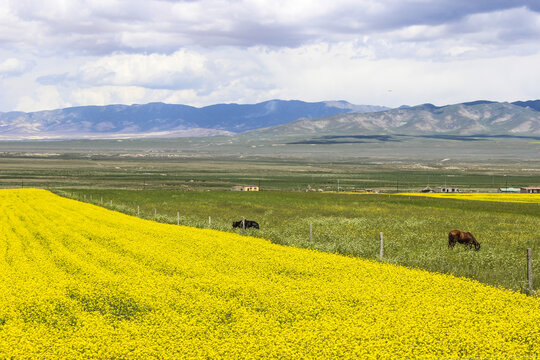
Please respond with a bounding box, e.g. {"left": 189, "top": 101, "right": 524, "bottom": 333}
{"left": 2, "top": 189, "right": 540, "bottom": 358}
{"left": 57, "top": 188, "right": 540, "bottom": 294}
{"left": 0, "top": 132, "right": 539, "bottom": 192}
{"left": 1, "top": 156, "right": 539, "bottom": 192}
{"left": 1, "top": 131, "right": 539, "bottom": 162}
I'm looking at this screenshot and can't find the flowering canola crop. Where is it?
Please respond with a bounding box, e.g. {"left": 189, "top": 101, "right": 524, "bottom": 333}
{"left": 394, "top": 192, "right": 540, "bottom": 203}
{"left": 1, "top": 189, "right": 539, "bottom": 359}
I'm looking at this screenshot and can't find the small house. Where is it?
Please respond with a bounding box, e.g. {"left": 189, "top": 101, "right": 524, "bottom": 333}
{"left": 521, "top": 186, "right": 540, "bottom": 194}
{"left": 421, "top": 186, "right": 434, "bottom": 193}
{"left": 436, "top": 186, "right": 460, "bottom": 193}
{"left": 231, "top": 185, "right": 259, "bottom": 191}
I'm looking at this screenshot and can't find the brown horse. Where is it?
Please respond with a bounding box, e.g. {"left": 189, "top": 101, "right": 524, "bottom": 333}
{"left": 448, "top": 230, "right": 480, "bottom": 251}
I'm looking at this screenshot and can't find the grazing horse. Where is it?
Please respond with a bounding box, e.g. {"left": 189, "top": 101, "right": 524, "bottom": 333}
{"left": 232, "top": 220, "right": 259, "bottom": 229}
{"left": 448, "top": 230, "right": 480, "bottom": 251}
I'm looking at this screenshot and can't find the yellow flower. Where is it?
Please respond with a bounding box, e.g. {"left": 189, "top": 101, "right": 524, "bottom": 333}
{"left": 393, "top": 192, "right": 540, "bottom": 203}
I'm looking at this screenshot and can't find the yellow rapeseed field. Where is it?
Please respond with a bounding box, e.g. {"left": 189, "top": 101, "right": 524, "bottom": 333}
{"left": 394, "top": 192, "right": 540, "bottom": 203}
{"left": 1, "top": 189, "right": 539, "bottom": 359}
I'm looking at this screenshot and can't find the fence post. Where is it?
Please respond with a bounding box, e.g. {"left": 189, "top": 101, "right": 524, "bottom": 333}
{"left": 154, "top": 208, "right": 157, "bottom": 217}
{"left": 137, "top": 205, "right": 140, "bottom": 217}
{"left": 177, "top": 211, "right": 180, "bottom": 225}
{"left": 101, "top": 196, "right": 103, "bottom": 205}
{"left": 242, "top": 217, "right": 245, "bottom": 231}
{"left": 209, "top": 216, "right": 211, "bottom": 226}
{"left": 84, "top": 195, "right": 86, "bottom": 201}
{"left": 310, "top": 223, "right": 313, "bottom": 243}
{"left": 527, "top": 248, "right": 533, "bottom": 296}
{"left": 379, "top": 232, "right": 384, "bottom": 259}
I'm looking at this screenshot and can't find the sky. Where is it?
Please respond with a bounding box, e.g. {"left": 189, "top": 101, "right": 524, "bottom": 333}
{"left": 1, "top": 0, "right": 540, "bottom": 112}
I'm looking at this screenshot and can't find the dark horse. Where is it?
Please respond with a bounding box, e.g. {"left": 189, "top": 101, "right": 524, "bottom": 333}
{"left": 448, "top": 230, "right": 480, "bottom": 251}
{"left": 232, "top": 220, "right": 259, "bottom": 229}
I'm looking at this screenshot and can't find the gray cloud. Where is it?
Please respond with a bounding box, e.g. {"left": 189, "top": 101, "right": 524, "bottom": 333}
{"left": 36, "top": 73, "right": 72, "bottom": 86}
{"left": 3, "top": 0, "right": 539, "bottom": 56}
{"left": 353, "top": 1, "right": 535, "bottom": 29}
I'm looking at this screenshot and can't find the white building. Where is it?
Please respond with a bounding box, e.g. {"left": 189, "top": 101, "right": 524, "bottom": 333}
{"left": 436, "top": 186, "right": 460, "bottom": 193}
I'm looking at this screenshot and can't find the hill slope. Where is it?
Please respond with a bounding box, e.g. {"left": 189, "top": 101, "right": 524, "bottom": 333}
{"left": 247, "top": 101, "right": 540, "bottom": 138}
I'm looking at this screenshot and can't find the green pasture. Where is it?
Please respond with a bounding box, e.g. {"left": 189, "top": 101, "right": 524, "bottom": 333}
{"left": 56, "top": 189, "right": 540, "bottom": 294}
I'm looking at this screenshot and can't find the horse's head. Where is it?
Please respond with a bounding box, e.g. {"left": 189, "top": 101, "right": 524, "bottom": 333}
{"left": 470, "top": 234, "right": 481, "bottom": 251}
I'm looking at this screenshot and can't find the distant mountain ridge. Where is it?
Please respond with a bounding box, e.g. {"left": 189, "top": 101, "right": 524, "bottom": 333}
{"left": 512, "top": 100, "right": 540, "bottom": 112}
{"left": 246, "top": 101, "right": 540, "bottom": 138}
{"left": 0, "top": 100, "right": 388, "bottom": 140}
{"left": 1, "top": 99, "right": 539, "bottom": 140}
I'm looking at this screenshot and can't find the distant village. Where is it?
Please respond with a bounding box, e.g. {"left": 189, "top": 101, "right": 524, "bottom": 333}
{"left": 231, "top": 184, "right": 540, "bottom": 193}
{"left": 421, "top": 185, "right": 540, "bottom": 194}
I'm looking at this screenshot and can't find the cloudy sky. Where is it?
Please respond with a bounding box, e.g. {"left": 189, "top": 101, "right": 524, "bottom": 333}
{"left": 1, "top": 0, "right": 540, "bottom": 112}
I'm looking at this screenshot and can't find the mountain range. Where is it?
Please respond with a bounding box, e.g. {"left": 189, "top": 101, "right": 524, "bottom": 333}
{"left": 0, "top": 99, "right": 539, "bottom": 140}
{"left": 0, "top": 100, "right": 388, "bottom": 140}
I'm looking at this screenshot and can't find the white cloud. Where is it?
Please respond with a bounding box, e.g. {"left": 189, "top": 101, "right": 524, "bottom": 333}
{"left": 16, "top": 43, "right": 540, "bottom": 112}
{"left": 257, "top": 44, "right": 540, "bottom": 107}
{"left": 69, "top": 86, "right": 150, "bottom": 106}
{"left": 0, "top": 58, "right": 32, "bottom": 77}
{"left": 76, "top": 50, "right": 208, "bottom": 89}
{"left": 15, "top": 85, "right": 66, "bottom": 112}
